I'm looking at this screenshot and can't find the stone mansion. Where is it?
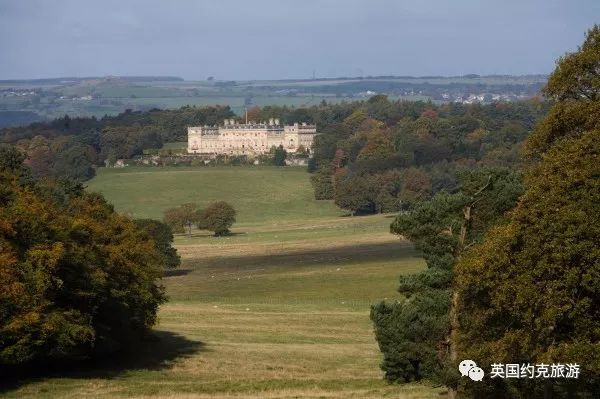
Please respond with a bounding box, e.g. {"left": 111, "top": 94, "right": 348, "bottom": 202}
{"left": 187, "top": 119, "right": 317, "bottom": 156}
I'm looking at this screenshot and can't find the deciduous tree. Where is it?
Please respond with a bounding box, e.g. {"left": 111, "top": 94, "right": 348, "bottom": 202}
{"left": 163, "top": 203, "right": 200, "bottom": 234}
{"left": 198, "top": 201, "right": 236, "bottom": 236}
{"left": 455, "top": 25, "right": 600, "bottom": 398}
{"left": 0, "top": 154, "right": 166, "bottom": 366}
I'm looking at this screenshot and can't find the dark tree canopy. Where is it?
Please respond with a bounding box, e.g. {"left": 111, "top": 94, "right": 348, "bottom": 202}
{"left": 0, "top": 154, "right": 166, "bottom": 366}
{"left": 135, "top": 219, "right": 181, "bottom": 269}
{"left": 302, "top": 95, "right": 547, "bottom": 216}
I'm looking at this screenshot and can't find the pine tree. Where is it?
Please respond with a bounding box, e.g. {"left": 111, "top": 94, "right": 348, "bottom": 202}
{"left": 371, "top": 168, "right": 523, "bottom": 383}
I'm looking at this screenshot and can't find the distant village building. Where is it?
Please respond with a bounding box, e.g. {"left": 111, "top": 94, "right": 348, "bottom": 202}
{"left": 104, "top": 159, "right": 127, "bottom": 168}
{"left": 187, "top": 119, "right": 317, "bottom": 156}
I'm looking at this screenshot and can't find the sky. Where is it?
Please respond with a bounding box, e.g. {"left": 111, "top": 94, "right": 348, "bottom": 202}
{"left": 0, "top": 0, "right": 598, "bottom": 80}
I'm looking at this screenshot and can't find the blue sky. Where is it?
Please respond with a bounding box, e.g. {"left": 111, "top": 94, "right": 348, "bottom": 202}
{"left": 0, "top": 0, "right": 598, "bottom": 80}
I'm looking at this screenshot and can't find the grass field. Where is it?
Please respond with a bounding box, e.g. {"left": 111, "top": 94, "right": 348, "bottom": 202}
{"left": 3, "top": 167, "right": 443, "bottom": 398}
{"left": 86, "top": 166, "right": 344, "bottom": 223}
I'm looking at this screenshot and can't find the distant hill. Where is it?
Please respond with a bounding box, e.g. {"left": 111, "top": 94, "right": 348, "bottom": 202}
{"left": 0, "top": 76, "right": 184, "bottom": 85}
{"left": 0, "top": 74, "right": 547, "bottom": 127}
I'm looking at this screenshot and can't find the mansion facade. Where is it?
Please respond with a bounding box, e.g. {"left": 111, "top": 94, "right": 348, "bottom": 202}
{"left": 187, "top": 119, "right": 317, "bottom": 155}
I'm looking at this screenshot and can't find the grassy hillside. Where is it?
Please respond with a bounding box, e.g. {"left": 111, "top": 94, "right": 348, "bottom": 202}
{"left": 86, "top": 166, "right": 343, "bottom": 224}
{"left": 5, "top": 167, "right": 441, "bottom": 398}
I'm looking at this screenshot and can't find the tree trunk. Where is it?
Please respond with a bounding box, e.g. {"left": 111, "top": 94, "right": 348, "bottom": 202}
{"left": 459, "top": 205, "right": 471, "bottom": 249}
{"left": 448, "top": 204, "right": 472, "bottom": 399}
{"left": 447, "top": 290, "right": 460, "bottom": 399}
{"left": 447, "top": 177, "right": 490, "bottom": 398}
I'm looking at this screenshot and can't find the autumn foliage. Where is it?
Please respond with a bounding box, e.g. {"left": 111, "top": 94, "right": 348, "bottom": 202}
{"left": 455, "top": 25, "right": 600, "bottom": 397}
{"left": 0, "top": 148, "right": 166, "bottom": 366}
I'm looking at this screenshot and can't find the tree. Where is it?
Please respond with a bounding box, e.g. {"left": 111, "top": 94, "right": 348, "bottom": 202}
{"left": 455, "top": 26, "right": 600, "bottom": 398}
{"left": 0, "top": 156, "right": 166, "bottom": 366}
{"left": 310, "top": 167, "right": 334, "bottom": 200}
{"left": 51, "top": 141, "right": 95, "bottom": 181}
{"left": 398, "top": 167, "right": 432, "bottom": 208}
{"left": 106, "top": 149, "right": 117, "bottom": 167}
{"left": 24, "top": 135, "right": 52, "bottom": 176}
{"left": 372, "top": 170, "right": 403, "bottom": 213}
{"left": 357, "top": 129, "right": 395, "bottom": 161}
{"left": 198, "top": 201, "right": 236, "bottom": 236}
{"left": 163, "top": 203, "right": 199, "bottom": 234}
{"left": 135, "top": 219, "right": 181, "bottom": 269}
{"left": 0, "top": 145, "right": 32, "bottom": 184}
{"left": 245, "top": 106, "right": 262, "bottom": 123}
{"left": 371, "top": 168, "right": 523, "bottom": 384}
{"left": 343, "top": 109, "right": 368, "bottom": 132}
{"left": 273, "top": 145, "right": 287, "bottom": 166}
{"left": 334, "top": 174, "right": 376, "bottom": 215}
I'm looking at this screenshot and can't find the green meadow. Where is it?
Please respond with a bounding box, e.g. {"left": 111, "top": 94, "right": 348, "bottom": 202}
{"left": 86, "top": 166, "right": 343, "bottom": 223}
{"left": 4, "top": 166, "right": 442, "bottom": 398}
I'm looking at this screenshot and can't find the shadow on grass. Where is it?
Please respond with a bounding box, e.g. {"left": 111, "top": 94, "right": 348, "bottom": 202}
{"left": 222, "top": 231, "right": 246, "bottom": 237}
{"left": 188, "top": 240, "right": 419, "bottom": 272}
{"left": 164, "top": 268, "right": 194, "bottom": 277}
{"left": 0, "top": 330, "right": 205, "bottom": 393}
{"left": 340, "top": 212, "right": 399, "bottom": 218}
{"left": 177, "top": 231, "right": 247, "bottom": 239}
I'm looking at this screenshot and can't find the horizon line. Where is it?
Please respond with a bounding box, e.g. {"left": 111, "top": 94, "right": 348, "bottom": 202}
{"left": 0, "top": 73, "right": 549, "bottom": 84}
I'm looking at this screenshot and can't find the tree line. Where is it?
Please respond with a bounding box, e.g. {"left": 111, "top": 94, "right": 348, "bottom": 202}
{"left": 0, "top": 105, "right": 236, "bottom": 181}
{"left": 0, "top": 84, "right": 546, "bottom": 187}
{"left": 306, "top": 98, "right": 547, "bottom": 215}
